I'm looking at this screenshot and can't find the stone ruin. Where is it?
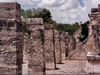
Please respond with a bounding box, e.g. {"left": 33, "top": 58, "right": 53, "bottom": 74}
{"left": 54, "top": 29, "right": 62, "bottom": 64}
{"left": 23, "top": 20, "right": 69, "bottom": 74}
{"left": 65, "top": 4, "right": 100, "bottom": 74}
{"left": 2, "top": 2, "right": 100, "bottom": 75}
{"left": 86, "top": 4, "right": 100, "bottom": 73}
{"left": 0, "top": 2, "right": 76, "bottom": 75}
{"left": 44, "top": 25, "right": 56, "bottom": 70}
{"left": 25, "top": 18, "right": 44, "bottom": 74}
{"left": 67, "top": 4, "right": 100, "bottom": 61}
{"left": 0, "top": 2, "right": 23, "bottom": 75}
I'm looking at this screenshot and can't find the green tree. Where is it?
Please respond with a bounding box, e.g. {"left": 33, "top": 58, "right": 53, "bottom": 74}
{"left": 54, "top": 22, "right": 80, "bottom": 35}
{"left": 32, "top": 8, "right": 52, "bottom": 24}
{"left": 21, "top": 9, "right": 25, "bottom": 17}
{"left": 79, "top": 21, "right": 89, "bottom": 41}
{"left": 25, "top": 9, "right": 33, "bottom": 18}
{"left": 21, "top": 8, "right": 54, "bottom": 24}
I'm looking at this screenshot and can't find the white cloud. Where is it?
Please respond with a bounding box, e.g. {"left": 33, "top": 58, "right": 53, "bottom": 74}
{"left": 38, "top": 0, "right": 66, "bottom": 7}
{"left": 0, "top": 0, "right": 100, "bottom": 23}
{"left": 38, "top": 0, "right": 100, "bottom": 24}
{"left": 0, "top": 0, "right": 40, "bottom": 4}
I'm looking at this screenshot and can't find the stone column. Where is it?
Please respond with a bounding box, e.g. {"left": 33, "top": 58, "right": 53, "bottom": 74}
{"left": 60, "top": 31, "right": 65, "bottom": 61}
{"left": 65, "top": 32, "right": 69, "bottom": 57}
{"left": 93, "top": 23, "right": 100, "bottom": 55}
{"left": 44, "top": 25, "right": 56, "bottom": 69}
{"left": 54, "top": 29, "right": 61, "bottom": 64}
{"left": 0, "top": 2, "right": 23, "bottom": 75}
{"left": 26, "top": 18, "right": 45, "bottom": 75}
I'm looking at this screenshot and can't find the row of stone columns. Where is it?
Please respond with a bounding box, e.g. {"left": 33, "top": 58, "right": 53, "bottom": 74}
{"left": 24, "top": 18, "right": 69, "bottom": 75}
{"left": 0, "top": 2, "right": 75, "bottom": 75}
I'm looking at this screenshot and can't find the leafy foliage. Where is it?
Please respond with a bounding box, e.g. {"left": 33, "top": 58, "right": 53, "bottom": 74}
{"left": 79, "top": 21, "right": 89, "bottom": 41}
{"left": 21, "top": 8, "right": 54, "bottom": 24}
{"left": 22, "top": 21, "right": 27, "bottom": 34}
{"left": 21, "top": 8, "right": 89, "bottom": 39}
{"left": 54, "top": 22, "right": 80, "bottom": 35}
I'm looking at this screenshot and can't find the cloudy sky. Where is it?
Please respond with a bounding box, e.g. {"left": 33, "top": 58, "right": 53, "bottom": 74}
{"left": 0, "top": 0, "right": 100, "bottom": 24}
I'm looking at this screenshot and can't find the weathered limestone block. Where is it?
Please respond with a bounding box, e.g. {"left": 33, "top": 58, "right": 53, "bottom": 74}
{"left": 26, "top": 18, "right": 44, "bottom": 75}
{"left": 86, "top": 61, "right": 100, "bottom": 74}
{"left": 44, "top": 25, "right": 56, "bottom": 69}
{"left": 0, "top": 2, "right": 23, "bottom": 75}
{"left": 68, "top": 35, "right": 95, "bottom": 60}
{"left": 26, "top": 18, "right": 43, "bottom": 25}
{"left": 93, "top": 23, "right": 100, "bottom": 54}
{"left": 87, "top": 52, "right": 100, "bottom": 61}
{"left": 0, "top": 2, "right": 21, "bottom": 22}
{"left": 65, "top": 33, "right": 76, "bottom": 59}
{"left": 70, "top": 36, "right": 76, "bottom": 50}
{"left": 65, "top": 32, "right": 70, "bottom": 57}
{"left": 0, "top": 21, "right": 23, "bottom": 74}
{"left": 22, "top": 34, "right": 28, "bottom": 74}
{"left": 60, "top": 31, "right": 65, "bottom": 61}
{"left": 54, "top": 29, "right": 61, "bottom": 63}
{"left": 91, "top": 8, "right": 99, "bottom": 13}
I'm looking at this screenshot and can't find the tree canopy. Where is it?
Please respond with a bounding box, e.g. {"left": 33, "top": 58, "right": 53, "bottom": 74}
{"left": 21, "top": 8, "right": 54, "bottom": 24}
{"left": 21, "top": 8, "right": 89, "bottom": 40}
{"left": 79, "top": 21, "right": 89, "bottom": 41}
{"left": 54, "top": 22, "right": 80, "bottom": 35}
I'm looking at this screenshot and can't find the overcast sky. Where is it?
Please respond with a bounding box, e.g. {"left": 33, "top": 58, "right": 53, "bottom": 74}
{"left": 0, "top": 0, "right": 100, "bottom": 24}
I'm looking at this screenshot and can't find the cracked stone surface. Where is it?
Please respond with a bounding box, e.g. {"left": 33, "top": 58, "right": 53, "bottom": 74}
{"left": 0, "top": 2, "right": 23, "bottom": 75}
{"left": 44, "top": 25, "right": 56, "bottom": 69}
{"left": 25, "top": 18, "right": 44, "bottom": 75}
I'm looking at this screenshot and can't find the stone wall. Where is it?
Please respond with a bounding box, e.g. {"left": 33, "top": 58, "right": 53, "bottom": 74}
{"left": 26, "top": 18, "right": 45, "bottom": 75}
{"left": 67, "top": 4, "right": 100, "bottom": 61}
{"left": 68, "top": 35, "right": 95, "bottom": 60}
{"left": 65, "top": 33, "right": 76, "bottom": 59}
{"left": 86, "top": 61, "right": 100, "bottom": 74}
{"left": 0, "top": 2, "right": 23, "bottom": 75}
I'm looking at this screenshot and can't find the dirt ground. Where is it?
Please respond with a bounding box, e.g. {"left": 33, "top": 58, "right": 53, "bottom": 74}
{"left": 46, "top": 60, "right": 87, "bottom": 75}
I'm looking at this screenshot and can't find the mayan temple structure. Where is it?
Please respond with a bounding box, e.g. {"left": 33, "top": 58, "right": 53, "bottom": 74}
{"left": 86, "top": 4, "right": 100, "bottom": 73}
{"left": 2, "top": 1, "right": 100, "bottom": 75}
{"left": 0, "top": 2, "right": 23, "bottom": 75}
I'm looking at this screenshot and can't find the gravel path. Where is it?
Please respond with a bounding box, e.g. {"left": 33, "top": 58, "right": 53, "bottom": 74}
{"left": 46, "top": 60, "right": 87, "bottom": 74}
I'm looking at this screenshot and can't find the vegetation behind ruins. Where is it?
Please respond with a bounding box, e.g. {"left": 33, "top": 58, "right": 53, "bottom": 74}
{"left": 79, "top": 21, "right": 89, "bottom": 41}
{"left": 21, "top": 8, "right": 89, "bottom": 40}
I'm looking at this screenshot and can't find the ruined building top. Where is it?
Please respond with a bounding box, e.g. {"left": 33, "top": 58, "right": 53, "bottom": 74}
{"left": 88, "top": 4, "right": 100, "bottom": 20}
{"left": 26, "top": 18, "right": 43, "bottom": 25}
{"left": 44, "top": 25, "right": 54, "bottom": 30}
{"left": 0, "top": 2, "right": 21, "bottom": 22}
